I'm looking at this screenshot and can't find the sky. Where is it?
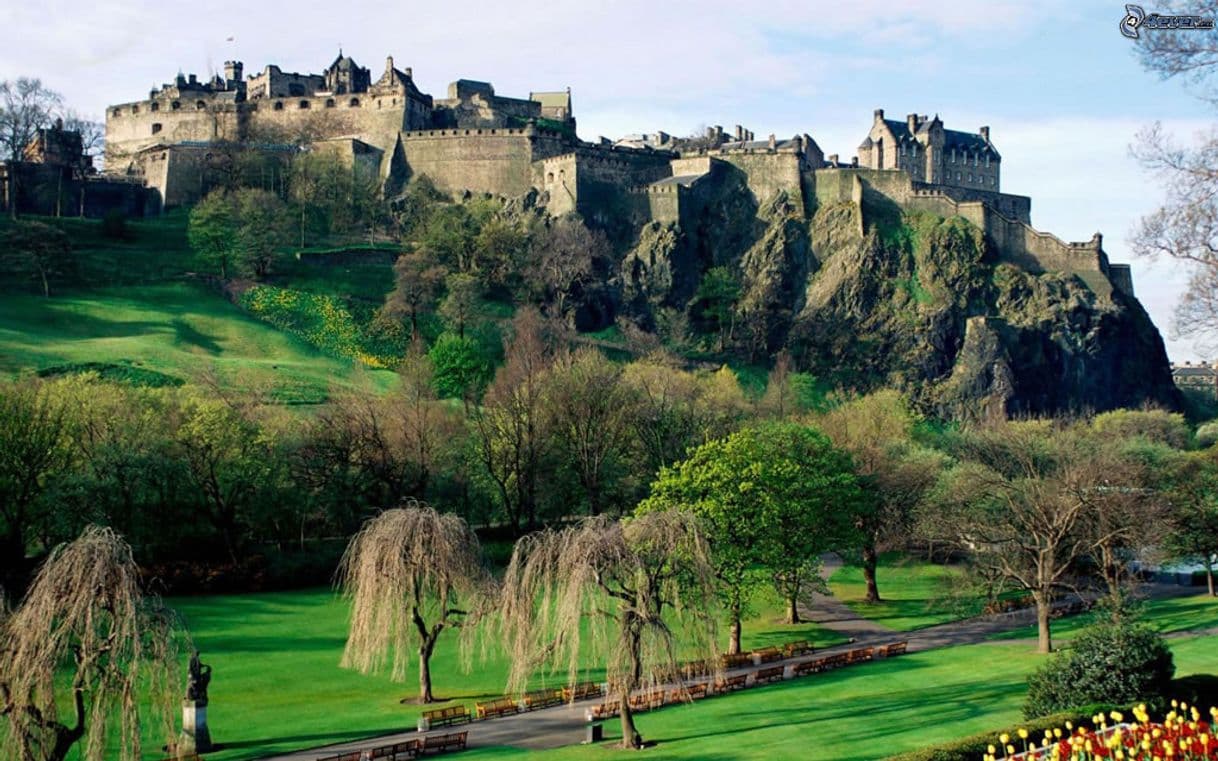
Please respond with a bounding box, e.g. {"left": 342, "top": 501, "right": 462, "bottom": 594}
{"left": 2, "top": 0, "right": 1215, "bottom": 361}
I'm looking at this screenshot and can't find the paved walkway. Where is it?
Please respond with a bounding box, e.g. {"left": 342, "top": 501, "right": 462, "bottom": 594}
{"left": 257, "top": 573, "right": 1208, "bottom": 761}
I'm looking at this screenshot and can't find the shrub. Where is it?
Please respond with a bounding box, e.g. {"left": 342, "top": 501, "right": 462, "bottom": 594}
{"left": 1196, "top": 421, "right": 1218, "bottom": 448}
{"left": 429, "top": 332, "right": 491, "bottom": 399}
{"left": 1171, "top": 673, "right": 1218, "bottom": 711}
{"left": 882, "top": 704, "right": 1121, "bottom": 761}
{"left": 1023, "top": 619, "right": 1175, "bottom": 718}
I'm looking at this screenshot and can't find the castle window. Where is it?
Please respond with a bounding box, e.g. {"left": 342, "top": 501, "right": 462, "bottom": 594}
{"left": 112, "top": 108, "right": 121, "bottom": 117}
{"left": 132, "top": 105, "right": 139, "bottom": 114}
{"left": 967, "top": 173, "right": 973, "bottom": 182}
{"left": 151, "top": 123, "right": 162, "bottom": 135}
{"left": 299, "top": 100, "right": 310, "bottom": 109}
{"left": 325, "top": 98, "right": 335, "bottom": 108}
{"left": 547, "top": 172, "right": 554, "bottom": 182}
{"left": 986, "top": 155, "right": 991, "bottom": 168}
{"left": 273, "top": 101, "right": 284, "bottom": 111}
{"left": 171, "top": 101, "right": 180, "bottom": 110}
{"left": 196, "top": 101, "right": 206, "bottom": 110}
{"left": 349, "top": 97, "right": 360, "bottom": 107}
{"left": 150, "top": 102, "right": 159, "bottom": 112}
{"left": 956, "top": 172, "right": 961, "bottom": 181}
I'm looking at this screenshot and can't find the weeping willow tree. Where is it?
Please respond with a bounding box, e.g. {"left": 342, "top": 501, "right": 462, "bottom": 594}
{"left": 499, "top": 510, "right": 720, "bottom": 749}
{"left": 0, "top": 525, "right": 183, "bottom": 761}
{"left": 338, "top": 502, "right": 492, "bottom": 703}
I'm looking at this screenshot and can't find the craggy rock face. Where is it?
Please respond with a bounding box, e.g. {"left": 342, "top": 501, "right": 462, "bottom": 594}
{"left": 619, "top": 196, "right": 1179, "bottom": 419}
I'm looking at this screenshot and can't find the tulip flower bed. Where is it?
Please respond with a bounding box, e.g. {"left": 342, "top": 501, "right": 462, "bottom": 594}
{"left": 983, "top": 704, "right": 1218, "bottom": 760}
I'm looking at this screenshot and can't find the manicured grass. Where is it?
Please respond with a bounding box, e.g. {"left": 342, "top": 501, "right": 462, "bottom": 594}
{"left": 989, "top": 592, "right": 1218, "bottom": 642}
{"left": 135, "top": 586, "right": 845, "bottom": 761}
{"left": 0, "top": 283, "right": 397, "bottom": 402}
{"left": 827, "top": 553, "right": 992, "bottom": 631}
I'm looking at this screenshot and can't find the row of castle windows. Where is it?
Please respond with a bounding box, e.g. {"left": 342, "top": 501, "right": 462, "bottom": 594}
{"left": 894, "top": 143, "right": 993, "bottom": 168}
{"left": 114, "top": 95, "right": 384, "bottom": 118}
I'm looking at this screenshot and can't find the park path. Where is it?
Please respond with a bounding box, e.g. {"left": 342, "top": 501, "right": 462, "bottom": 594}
{"left": 256, "top": 573, "right": 1205, "bottom": 761}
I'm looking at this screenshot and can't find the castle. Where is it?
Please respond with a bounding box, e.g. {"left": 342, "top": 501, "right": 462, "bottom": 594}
{"left": 103, "top": 51, "right": 1135, "bottom": 300}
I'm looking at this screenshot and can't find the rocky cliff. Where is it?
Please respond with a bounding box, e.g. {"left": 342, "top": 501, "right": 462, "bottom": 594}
{"left": 616, "top": 191, "right": 1180, "bottom": 419}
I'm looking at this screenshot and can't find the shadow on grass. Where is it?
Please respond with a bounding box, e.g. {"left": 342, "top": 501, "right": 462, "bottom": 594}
{"left": 172, "top": 317, "right": 223, "bottom": 354}
{"left": 217, "top": 725, "right": 413, "bottom": 751}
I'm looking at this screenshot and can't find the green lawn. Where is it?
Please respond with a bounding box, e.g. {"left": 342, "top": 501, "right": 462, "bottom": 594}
{"left": 989, "top": 592, "right": 1218, "bottom": 642}
{"left": 0, "top": 283, "right": 397, "bottom": 402}
{"left": 827, "top": 554, "right": 995, "bottom": 631}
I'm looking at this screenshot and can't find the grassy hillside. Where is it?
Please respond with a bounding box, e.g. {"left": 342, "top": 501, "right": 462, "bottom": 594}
{"left": 0, "top": 283, "right": 397, "bottom": 402}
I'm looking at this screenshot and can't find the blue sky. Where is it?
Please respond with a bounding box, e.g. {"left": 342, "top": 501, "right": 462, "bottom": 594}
{"left": 3, "top": 0, "right": 1214, "bottom": 360}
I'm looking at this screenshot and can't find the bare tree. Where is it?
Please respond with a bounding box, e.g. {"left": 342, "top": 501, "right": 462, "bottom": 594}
{"left": 526, "top": 216, "right": 607, "bottom": 321}
{"left": 387, "top": 250, "right": 446, "bottom": 338}
{"left": 338, "top": 503, "right": 492, "bottom": 704}
{"left": 925, "top": 420, "right": 1092, "bottom": 653}
{"left": 0, "top": 78, "right": 62, "bottom": 218}
{"left": 545, "top": 348, "right": 638, "bottom": 515}
{"left": 499, "top": 511, "right": 719, "bottom": 749}
{"left": 0, "top": 526, "right": 183, "bottom": 761}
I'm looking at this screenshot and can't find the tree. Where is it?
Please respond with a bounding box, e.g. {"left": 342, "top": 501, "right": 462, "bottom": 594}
{"left": 815, "top": 391, "right": 944, "bottom": 603}
{"left": 0, "top": 219, "right": 74, "bottom": 297}
{"left": 757, "top": 351, "right": 796, "bottom": 419}
{"left": 428, "top": 333, "right": 491, "bottom": 401}
{"left": 525, "top": 216, "right": 605, "bottom": 321}
{"left": 338, "top": 503, "right": 491, "bottom": 704}
{"left": 925, "top": 420, "right": 1096, "bottom": 653}
{"left": 0, "top": 378, "right": 71, "bottom": 577}
{"left": 438, "top": 272, "right": 481, "bottom": 339}
{"left": 621, "top": 357, "right": 704, "bottom": 476}
{"left": 1164, "top": 448, "right": 1218, "bottom": 597}
{"left": 0, "top": 78, "right": 62, "bottom": 218}
{"left": 641, "top": 423, "right": 864, "bottom": 647}
{"left": 60, "top": 110, "right": 102, "bottom": 216}
{"left": 694, "top": 267, "right": 740, "bottom": 352}
{"left": 546, "top": 348, "right": 638, "bottom": 516}
{"left": 387, "top": 249, "right": 445, "bottom": 338}
{"left": 1130, "top": 11, "right": 1218, "bottom": 343}
{"left": 394, "top": 341, "right": 461, "bottom": 500}
{"left": 187, "top": 190, "right": 237, "bottom": 279}
{"left": 0, "top": 526, "right": 183, "bottom": 761}
{"left": 473, "top": 216, "right": 528, "bottom": 293}
{"left": 472, "top": 308, "right": 553, "bottom": 532}
{"left": 232, "top": 188, "right": 291, "bottom": 279}
{"left": 499, "top": 511, "right": 719, "bottom": 749}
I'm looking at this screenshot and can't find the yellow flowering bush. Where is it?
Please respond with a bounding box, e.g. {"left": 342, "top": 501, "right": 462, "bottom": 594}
{"left": 240, "top": 285, "right": 400, "bottom": 367}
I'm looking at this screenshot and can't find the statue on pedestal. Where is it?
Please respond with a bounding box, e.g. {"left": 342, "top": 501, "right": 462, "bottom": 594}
{"left": 186, "top": 650, "right": 212, "bottom": 704}
{"left": 180, "top": 650, "right": 214, "bottom": 752}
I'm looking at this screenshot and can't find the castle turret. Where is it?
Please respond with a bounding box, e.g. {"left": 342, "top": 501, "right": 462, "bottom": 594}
{"left": 224, "top": 60, "right": 243, "bottom": 84}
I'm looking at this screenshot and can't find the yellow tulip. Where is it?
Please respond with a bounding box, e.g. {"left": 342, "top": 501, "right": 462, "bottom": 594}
{"left": 1019, "top": 728, "right": 1029, "bottom": 740}
{"left": 1000, "top": 733, "right": 1010, "bottom": 745}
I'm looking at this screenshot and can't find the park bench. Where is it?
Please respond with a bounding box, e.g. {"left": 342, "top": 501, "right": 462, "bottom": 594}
{"left": 522, "top": 687, "right": 564, "bottom": 711}
{"left": 846, "top": 647, "right": 875, "bottom": 664}
{"left": 422, "top": 705, "right": 471, "bottom": 728}
{"left": 793, "top": 657, "right": 827, "bottom": 676}
{"left": 628, "top": 688, "right": 666, "bottom": 712}
{"left": 755, "top": 665, "right": 785, "bottom": 684}
{"left": 876, "top": 641, "right": 908, "bottom": 658}
{"left": 714, "top": 673, "right": 748, "bottom": 692}
{"left": 751, "top": 646, "right": 783, "bottom": 664}
{"left": 681, "top": 659, "right": 714, "bottom": 679}
{"left": 588, "top": 700, "right": 620, "bottom": 720}
{"left": 563, "top": 681, "right": 604, "bottom": 702}
{"left": 822, "top": 653, "right": 849, "bottom": 670}
{"left": 475, "top": 697, "right": 518, "bottom": 720}
{"left": 670, "top": 682, "right": 708, "bottom": 702}
{"left": 421, "top": 731, "right": 467, "bottom": 754}
{"left": 370, "top": 739, "right": 423, "bottom": 760}
{"left": 719, "top": 652, "right": 753, "bottom": 670}
{"left": 316, "top": 752, "right": 367, "bottom": 761}
{"left": 783, "top": 640, "right": 814, "bottom": 658}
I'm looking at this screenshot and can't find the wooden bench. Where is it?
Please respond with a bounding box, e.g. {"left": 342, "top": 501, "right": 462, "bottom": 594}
{"left": 522, "top": 687, "right": 564, "bottom": 711}
{"left": 719, "top": 652, "right": 753, "bottom": 670}
{"left": 821, "top": 653, "right": 848, "bottom": 670}
{"left": 714, "top": 673, "right": 748, "bottom": 692}
{"left": 846, "top": 647, "right": 875, "bottom": 664}
{"left": 421, "top": 731, "right": 467, "bottom": 754}
{"left": 588, "top": 700, "right": 620, "bottom": 719}
{"left": 628, "top": 688, "right": 666, "bottom": 712}
{"left": 563, "top": 682, "right": 604, "bottom": 702}
{"left": 751, "top": 646, "right": 783, "bottom": 664}
{"left": 784, "top": 640, "right": 814, "bottom": 658}
{"left": 316, "top": 752, "right": 366, "bottom": 761}
{"left": 876, "top": 641, "right": 908, "bottom": 658}
{"left": 755, "top": 665, "right": 785, "bottom": 684}
{"left": 669, "top": 682, "right": 708, "bottom": 702}
{"left": 475, "top": 697, "right": 518, "bottom": 720}
{"left": 422, "top": 705, "right": 471, "bottom": 728}
{"left": 794, "top": 657, "right": 827, "bottom": 676}
{"left": 681, "top": 660, "right": 713, "bottom": 679}
{"left": 370, "top": 739, "right": 423, "bottom": 760}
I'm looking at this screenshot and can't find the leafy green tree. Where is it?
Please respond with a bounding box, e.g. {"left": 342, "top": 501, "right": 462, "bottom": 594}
{"left": 1164, "top": 448, "right": 1218, "bottom": 597}
{"left": 386, "top": 249, "right": 446, "bottom": 338}
{"left": 438, "top": 272, "right": 481, "bottom": 339}
{"left": 474, "top": 216, "right": 528, "bottom": 292}
{"left": 640, "top": 422, "right": 864, "bottom": 648}
{"left": 694, "top": 266, "right": 740, "bottom": 351}
{"left": 428, "top": 333, "right": 490, "bottom": 401}
{"left": 233, "top": 188, "right": 291, "bottom": 279}
{"left": 0, "top": 219, "right": 74, "bottom": 296}
{"left": 187, "top": 190, "right": 237, "bottom": 279}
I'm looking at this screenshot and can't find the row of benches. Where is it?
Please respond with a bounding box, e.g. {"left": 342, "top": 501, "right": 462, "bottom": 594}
{"left": 585, "top": 641, "right": 909, "bottom": 721}
{"left": 423, "top": 681, "right": 606, "bottom": 728}
{"left": 316, "top": 731, "right": 468, "bottom": 761}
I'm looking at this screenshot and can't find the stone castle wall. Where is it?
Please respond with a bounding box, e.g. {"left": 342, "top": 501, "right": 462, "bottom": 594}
{"left": 398, "top": 127, "right": 568, "bottom": 197}
{"left": 714, "top": 151, "right": 806, "bottom": 209}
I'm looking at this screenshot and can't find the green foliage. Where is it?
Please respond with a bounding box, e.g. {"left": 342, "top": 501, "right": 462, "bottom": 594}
{"left": 188, "top": 190, "right": 238, "bottom": 279}
{"left": 882, "top": 704, "right": 1123, "bottom": 761}
{"left": 1196, "top": 421, "right": 1218, "bottom": 448}
{"left": 694, "top": 266, "right": 740, "bottom": 348}
{"left": 1092, "top": 408, "right": 1191, "bottom": 449}
{"left": 100, "top": 210, "right": 127, "bottom": 240}
{"left": 428, "top": 332, "right": 491, "bottom": 399}
{"left": 0, "top": 218, "right": 75, "bottom": 297}
{"left": 1023, "top": 619, "right": 1175, "bottom": 718}
{"left": 35, "top": 361, "right": 183, "bottom": 387}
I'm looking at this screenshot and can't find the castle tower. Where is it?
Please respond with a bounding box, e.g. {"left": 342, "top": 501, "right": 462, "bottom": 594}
{"left": 923, "top": 115, "right": 944, "bottom": 184}
{"left": 223, "top": 61, "right": 243, "bottom": 84}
